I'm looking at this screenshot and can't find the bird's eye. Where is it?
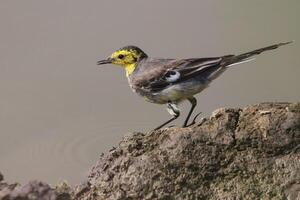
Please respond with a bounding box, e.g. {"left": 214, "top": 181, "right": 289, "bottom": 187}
{"left": 118, "top": 54, "right": 125, "bottom": 59}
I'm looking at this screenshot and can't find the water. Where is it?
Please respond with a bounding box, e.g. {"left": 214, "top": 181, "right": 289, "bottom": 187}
{"left": 0, "top": 0, "right": 299, "bottom": 185}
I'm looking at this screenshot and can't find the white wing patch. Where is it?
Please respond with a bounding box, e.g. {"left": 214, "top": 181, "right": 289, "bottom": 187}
{"left": 164, "top": 70, "right": 180, "bottom": 82}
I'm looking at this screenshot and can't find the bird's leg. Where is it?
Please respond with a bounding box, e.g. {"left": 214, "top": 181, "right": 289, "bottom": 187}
{"left": 188, "top": 112, "right": 202, "bottom": 126}
{"left": 154, "top": 102, "right": 180, "bottom": 130}
{"left": 182, "top": 97, "right": 197, "bottom": 127}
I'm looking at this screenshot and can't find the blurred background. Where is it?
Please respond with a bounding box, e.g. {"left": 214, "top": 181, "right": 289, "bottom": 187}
{"left": 0, "top": 0, "right": 299, "bottom": 185}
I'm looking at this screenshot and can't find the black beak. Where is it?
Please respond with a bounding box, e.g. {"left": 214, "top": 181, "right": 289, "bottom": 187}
{"left": 97, "top": 58, "right": 112, "bottom": 65}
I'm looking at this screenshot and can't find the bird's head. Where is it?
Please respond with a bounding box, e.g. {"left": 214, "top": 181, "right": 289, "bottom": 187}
{"left": 97, "top": 46, "right": 148, "bottom": 76}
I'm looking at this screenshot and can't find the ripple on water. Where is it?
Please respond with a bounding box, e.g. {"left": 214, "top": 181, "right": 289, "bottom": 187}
{"left": 3, "top": 120, "right": 153, "bottom": 184}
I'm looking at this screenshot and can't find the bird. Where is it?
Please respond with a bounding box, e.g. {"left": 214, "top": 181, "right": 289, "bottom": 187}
{"left": 97, "top": 41, "right": 292, "bottom": 130}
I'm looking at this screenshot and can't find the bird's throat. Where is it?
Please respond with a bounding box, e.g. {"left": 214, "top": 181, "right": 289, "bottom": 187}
{"left": 124, "top": 63, "right": 136, "bottom": 77}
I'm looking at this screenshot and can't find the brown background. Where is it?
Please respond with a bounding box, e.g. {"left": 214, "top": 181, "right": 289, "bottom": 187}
{"left": 0, "top": 0, "right": 299, "bottom": 185}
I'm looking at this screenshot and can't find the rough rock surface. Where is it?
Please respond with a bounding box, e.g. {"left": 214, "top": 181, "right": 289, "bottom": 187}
{"left": 1, "top": 103, "right": 300, "bottom": 200}
{"left": 0, "top": 179, "right": 71, "bottom": 200}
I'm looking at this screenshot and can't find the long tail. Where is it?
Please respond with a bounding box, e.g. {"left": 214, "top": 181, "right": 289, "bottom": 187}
{"left": 223, "top": 41, "right": 293, "bottom": 67}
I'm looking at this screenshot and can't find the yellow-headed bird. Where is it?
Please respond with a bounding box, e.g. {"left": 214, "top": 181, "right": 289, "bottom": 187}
{"left": 97, "top": 42, "right": 292, "bottom": 130}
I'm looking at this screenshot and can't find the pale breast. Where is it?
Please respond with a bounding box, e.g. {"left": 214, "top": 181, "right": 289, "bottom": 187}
{"left": 129, "top": 77, "right": 208, "bottom": 104}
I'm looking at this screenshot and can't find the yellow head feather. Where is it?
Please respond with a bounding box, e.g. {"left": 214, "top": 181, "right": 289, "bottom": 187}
{"left": 110, "top": 50, "right": 138, "bottom": 76}
{"left": 109, "top": 46, "right": 148, "bottom": 77}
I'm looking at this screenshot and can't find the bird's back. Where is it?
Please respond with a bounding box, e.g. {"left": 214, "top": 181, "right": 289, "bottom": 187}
{"left": 128, "top": 57, "right": 227, "bottom": 104}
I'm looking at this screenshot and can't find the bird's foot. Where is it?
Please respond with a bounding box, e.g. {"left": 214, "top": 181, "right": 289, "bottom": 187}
{"left": 185, "top": 112, "right": 202, "bottom": 127}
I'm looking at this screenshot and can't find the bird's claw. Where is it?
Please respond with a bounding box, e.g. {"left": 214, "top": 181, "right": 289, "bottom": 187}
{"left": 187, "top": 112, "right": 202, "bottom": 127}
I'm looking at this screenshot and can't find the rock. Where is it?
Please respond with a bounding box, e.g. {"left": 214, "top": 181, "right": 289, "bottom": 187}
{"left": 85, "top": 102, "right": 300, "bottom": 200}
{"left": 1, "top": 102, "right": 299, "bottom": 200}
{"left": 0, "top": 180, "right": 71, "bottom": 200}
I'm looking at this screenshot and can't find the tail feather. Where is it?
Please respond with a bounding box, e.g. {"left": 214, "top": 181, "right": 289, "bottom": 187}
{"left": 226, "top": 57, "right": 256, "bottom": 67}
{"left": 224, "top": 41, "right": 293, "bottom": 66}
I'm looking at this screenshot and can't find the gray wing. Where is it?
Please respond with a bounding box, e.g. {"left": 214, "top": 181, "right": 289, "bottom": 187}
{"left": 132, "top": 56, "right": 232, "bottom": 92}
{"left": 131, "top": 42, "right": 292, "bottom": 93}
